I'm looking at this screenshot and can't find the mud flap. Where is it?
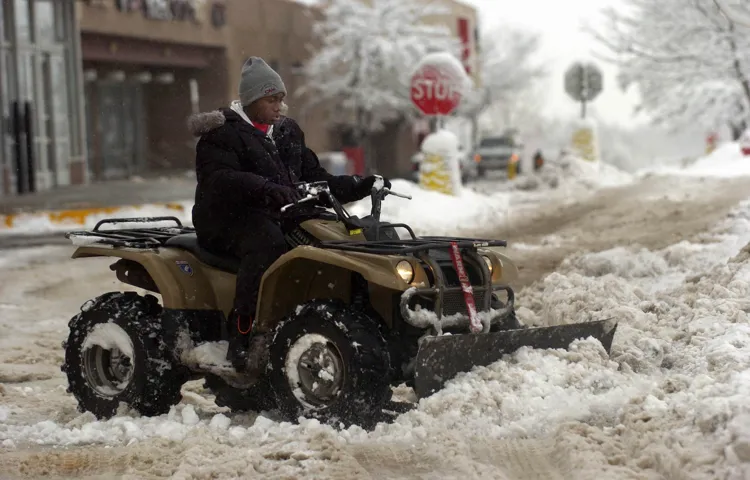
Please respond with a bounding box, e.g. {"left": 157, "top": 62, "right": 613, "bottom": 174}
{"left": 413, "top": 319, "right": 618, "bottom": 398}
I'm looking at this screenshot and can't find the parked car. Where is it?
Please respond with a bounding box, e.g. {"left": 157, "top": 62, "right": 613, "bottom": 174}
{"left": 473, "top": 135, "right": 523, "bottom": 177}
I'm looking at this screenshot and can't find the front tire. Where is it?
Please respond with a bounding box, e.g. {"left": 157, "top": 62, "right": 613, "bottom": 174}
{"left": 267, "top": 300, "right": 392, "bottom": 429}
{"left": 62, "top": 292, "right": 187, "bottom": 419}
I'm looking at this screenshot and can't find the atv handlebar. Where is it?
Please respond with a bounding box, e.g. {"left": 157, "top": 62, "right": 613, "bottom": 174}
{"left": 279, "top": 179, "right": 412, "bottom": 222}
{"left": 382, "top": 188, "right": 412, "bottom": 200}
{"left": 280, "top": 194, "right": 317, "bottom": 213}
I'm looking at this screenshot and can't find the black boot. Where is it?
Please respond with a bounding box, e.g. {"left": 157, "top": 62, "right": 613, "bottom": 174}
{"left": 226, "top": 310, "right": 253, "bottom": 372}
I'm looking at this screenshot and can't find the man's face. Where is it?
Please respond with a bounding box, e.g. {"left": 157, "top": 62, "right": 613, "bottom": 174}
{"left": 246, "top": 93, "right": 285, "bottom": 124}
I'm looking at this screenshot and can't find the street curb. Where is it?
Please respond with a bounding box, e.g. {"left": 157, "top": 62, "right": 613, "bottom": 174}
{"left": 0, "top": 202, "right": 188, "bottom": 230}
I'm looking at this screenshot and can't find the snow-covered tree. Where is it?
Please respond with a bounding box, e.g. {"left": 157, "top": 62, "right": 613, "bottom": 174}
{"left": 591, "top": 0, "right": 750, "bottom": 138}
{"left": 715, "top": 0, "right": 750, "bottom": 27}
{"left": 299, "top": 0, "right": 460, "bottom": 164}
{"left": 479, "top": 26, "right": 547, "bottom": 114}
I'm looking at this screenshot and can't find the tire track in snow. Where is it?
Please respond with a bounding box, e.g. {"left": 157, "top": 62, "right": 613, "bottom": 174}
{"left": 0, "top": 436, "right": 575, "bottom": 479}
{"left": 487, "top": 175, "right": 750, "bottom": 289}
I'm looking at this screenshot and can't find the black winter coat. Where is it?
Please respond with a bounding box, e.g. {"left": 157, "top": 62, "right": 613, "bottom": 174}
{"left": 187, "top": 108, "right": 364, "bottom": 239}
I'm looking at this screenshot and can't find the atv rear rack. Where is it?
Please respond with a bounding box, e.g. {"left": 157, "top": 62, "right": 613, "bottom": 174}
{"left": 65, "top": 216, "right": 195, "bottom": 249}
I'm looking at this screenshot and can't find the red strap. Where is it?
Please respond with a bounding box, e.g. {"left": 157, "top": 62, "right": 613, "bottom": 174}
{"left": 237, "top": 314, "right": 253, "bottom": 335}
{"left": 449, "top": 242, "right": 482, "bottom": 333}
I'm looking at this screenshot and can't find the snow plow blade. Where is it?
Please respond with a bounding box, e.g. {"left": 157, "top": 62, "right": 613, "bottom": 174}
{"left": 413, "top": 319, "right": 618, "bottom": 398}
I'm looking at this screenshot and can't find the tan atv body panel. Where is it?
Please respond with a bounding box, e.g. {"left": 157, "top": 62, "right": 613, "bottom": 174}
{"left": 71, "top": 218, "right": 518, "bottom": 332}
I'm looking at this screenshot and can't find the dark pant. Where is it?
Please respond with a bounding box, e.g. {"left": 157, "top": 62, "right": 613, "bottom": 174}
{"left": 200, "top": 213, "right": 289, "bottom": 328}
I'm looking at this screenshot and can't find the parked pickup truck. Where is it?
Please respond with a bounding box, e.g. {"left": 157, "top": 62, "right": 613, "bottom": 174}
{"left": 474, "top": 135, "right": 523, "bottom": 177}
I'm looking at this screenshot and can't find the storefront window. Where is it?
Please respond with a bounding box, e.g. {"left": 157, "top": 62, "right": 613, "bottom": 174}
{"left": 51, "top": 54, "right": 70, "bottom": 182}
{"left": 1, "top": 0, "right": 10, "bottom": 43}
{"left": 1, "top": 0, "right": 5, "bottom": 42}
{"left": 34, "top": 0, "right": 54, "bottom": 45}
{"left": 0, "top": 48, "right": 10, "bottom": 190}
{"left": 14, "top": 0, "right": 30, "bottom": 42}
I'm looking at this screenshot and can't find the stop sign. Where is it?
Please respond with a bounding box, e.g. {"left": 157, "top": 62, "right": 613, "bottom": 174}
{"left": 411, "top": 56, "right": 465, "bottom": 116}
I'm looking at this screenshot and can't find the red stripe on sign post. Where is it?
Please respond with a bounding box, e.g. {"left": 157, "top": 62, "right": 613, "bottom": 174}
{"left": 449, "top": 242, "right": 482, "bottom": 333}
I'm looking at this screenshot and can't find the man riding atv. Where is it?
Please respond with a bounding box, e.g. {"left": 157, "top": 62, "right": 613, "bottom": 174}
{"left": 187, "top": 57, "right": 391, "bottom": 371}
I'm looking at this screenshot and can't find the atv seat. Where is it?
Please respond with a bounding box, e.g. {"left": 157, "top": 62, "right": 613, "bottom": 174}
{"left": 164, "top": 234, "right": 241, "bottom": 274}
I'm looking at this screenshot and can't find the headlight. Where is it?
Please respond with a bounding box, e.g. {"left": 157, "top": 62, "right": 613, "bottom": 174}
{"left": 482, "top": 255, "right": 493, "bottom": 274}
{"left": 396, "top": 260, "right": 414, "bottom": 283}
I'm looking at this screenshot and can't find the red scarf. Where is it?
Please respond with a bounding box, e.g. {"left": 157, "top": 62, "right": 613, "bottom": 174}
{"left": 252, "top": 122, "right": 270, "bottom": 134}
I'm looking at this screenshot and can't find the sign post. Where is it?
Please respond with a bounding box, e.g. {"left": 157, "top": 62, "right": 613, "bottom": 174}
{"left": 565, "top": 62, "right": 603, "bottom": 162}
{"left": 564, "top": 62, "right": 603, "bottom": 119}
{"left": 410, "top": 52, "right": 469, "bottom": 195}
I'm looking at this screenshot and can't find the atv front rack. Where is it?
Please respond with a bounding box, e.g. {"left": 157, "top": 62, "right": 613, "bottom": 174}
{"left": 318, "top": 237, "right": 507, "bottom": 255}
{"left": 320, "top": 236, "right": 514, "bottom": 335}
{"left": 65, "top": 216, "right": 195, "bottom": 249}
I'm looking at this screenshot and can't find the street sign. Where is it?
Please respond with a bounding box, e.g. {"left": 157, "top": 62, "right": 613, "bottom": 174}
{"left": 564, "top": 62, "right": 603, "bottom": 118}
{"left": 564, "top": 62, "right": 603, "bottom": 102}
{"left": 410, "top": 55, "right": 466, "bottom": 116}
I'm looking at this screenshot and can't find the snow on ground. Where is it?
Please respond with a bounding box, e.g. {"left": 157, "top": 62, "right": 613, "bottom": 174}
{"left": 509, "top": 200, "right": 750, "bottom": 480}
{"left": 638, "top": 141, "right": 750, "bottom": 178}
{"left": 347, "top": 179, "right": 511, "bottom": 237}
{"left": 0, "top": 201, "right": 195, "bottom": 237}
{"left": 2, "top": 170, "right": 750, "bottom": 478}
{"left": 346, "top": 158, "right": 633, "bottom": 237}
{"left": 513, "top": 153, "right": 633, "bottom": 192}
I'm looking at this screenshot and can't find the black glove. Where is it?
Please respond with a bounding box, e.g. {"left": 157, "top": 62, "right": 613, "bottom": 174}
{"left": 355, "top": 175, "right": 392, "bottom": 198}
{"left": 264, "top": 182, "right": 301, "bottom": 209}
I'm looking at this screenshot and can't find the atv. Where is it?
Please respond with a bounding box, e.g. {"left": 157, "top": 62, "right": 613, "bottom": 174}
{"left": 61, "top": 178, "right": 617, "bottom": 429}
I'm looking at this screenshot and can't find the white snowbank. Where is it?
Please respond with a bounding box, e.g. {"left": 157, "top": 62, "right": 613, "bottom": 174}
{"left": 511, "top": 153, "right": 633, "bottom": 192}
{"left": 510, "top": 199, "right": 750, "bottom": 478}
{"left": 0, "top": 202, "right": 194, "bottom": 236}
{"left": 347, "top": 179, "right": 511, "bottom": 236}
{"left": 639, "top": 142, "right": 750, "bottom": 178}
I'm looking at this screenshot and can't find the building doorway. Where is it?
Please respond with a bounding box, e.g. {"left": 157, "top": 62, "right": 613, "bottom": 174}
{"left": 85, "top": 78, "right": 146, "bottom": 180}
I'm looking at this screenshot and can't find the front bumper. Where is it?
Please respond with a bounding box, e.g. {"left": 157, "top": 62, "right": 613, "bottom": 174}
{"left": 400, "top": 285, "right": 514, "bottom": 334}
{"left": 399, "top": 248, "right": 515, "bottom": 334}
{"left": 477, "top": 157, "right": 511, "bottom": 170}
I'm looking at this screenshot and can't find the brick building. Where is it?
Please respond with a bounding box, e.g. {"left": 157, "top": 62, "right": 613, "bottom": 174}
{"left": 0, "top": 0, "right": 479, "bottom": 196}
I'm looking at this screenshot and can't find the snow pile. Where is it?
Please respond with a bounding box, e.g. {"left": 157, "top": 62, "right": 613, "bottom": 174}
{"left": 509, "top": 200, "right": 750, "bottom": 478}
{"left": 512, "top": 153, "right": 633, "bottom": 193}
{"left": 0, "top": 202, "right": 194, "bottom": 236}
{"left": 639, "top": 142, "right": 750, "bottom": 178}
{"left": 346, "top": 179, "right": 511, "bottom": 236}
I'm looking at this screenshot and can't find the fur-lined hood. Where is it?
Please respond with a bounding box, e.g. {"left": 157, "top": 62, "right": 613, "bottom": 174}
{"left": 187, "top": 101, "right": 290, "bottom": 137}
{"left": 187, "top": 109, "right": 231, "bottom": 137}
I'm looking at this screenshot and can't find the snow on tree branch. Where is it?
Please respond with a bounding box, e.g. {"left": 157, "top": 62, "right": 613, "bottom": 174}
{"left": 590, "top": 0, "right": 750, "bottom": 134}
{"left": 480, "top": 26, "right": 547, "bottom": 107}
{"left": 298, "top": 0, "right": 460, "bottom": 135}
{"left": 714, "top": 0, "right": 750, "bottom": 28}
{"left": 466, "top": 24, "right": 546, "bottom": 130}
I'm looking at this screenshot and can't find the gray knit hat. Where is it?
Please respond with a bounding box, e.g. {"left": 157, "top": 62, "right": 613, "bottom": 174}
{"left": 239, "top": 57, "right": 287, "bottom": 106}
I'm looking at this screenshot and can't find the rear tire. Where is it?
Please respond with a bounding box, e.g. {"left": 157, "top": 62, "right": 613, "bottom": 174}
{"left": 61, "top": 292, "right": 187, "bottom": 419}
{"left": 267, "top": 299, "right": 392, "bottom": 429}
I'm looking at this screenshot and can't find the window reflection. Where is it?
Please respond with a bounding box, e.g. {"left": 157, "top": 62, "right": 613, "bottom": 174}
{"left": 14, "top": 0, "right": 29, "bottom": 42}
{"left": 35, "top": 0, "right": 54, "bottom": 45}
